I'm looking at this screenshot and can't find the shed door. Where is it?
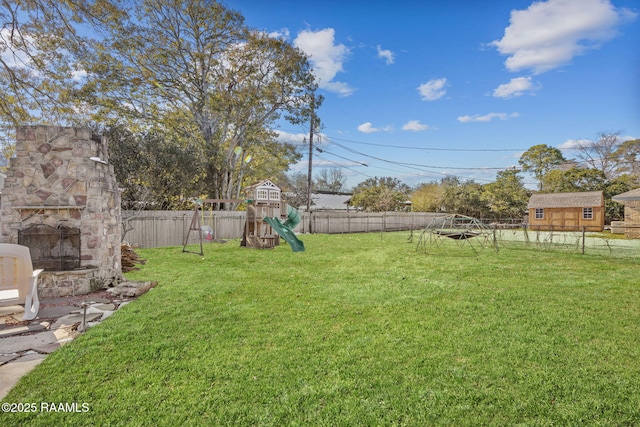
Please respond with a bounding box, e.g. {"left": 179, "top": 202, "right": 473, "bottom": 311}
{"left": 550, "top": 210, "right": 577, "bottom": 230}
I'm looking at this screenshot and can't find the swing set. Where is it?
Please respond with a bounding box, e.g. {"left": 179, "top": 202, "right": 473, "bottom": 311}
{"left": 183, "top": 180, "right": 305, "bottom": 255}
{"left": 182, "top": 198, "right": 243, "bottom": 255}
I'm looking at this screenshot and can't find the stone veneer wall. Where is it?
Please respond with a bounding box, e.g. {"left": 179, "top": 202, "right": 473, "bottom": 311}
{"left": 0, "top": 125, "right": 122, "bottom": 297}
{"left": 624, "top": 200, "right": 640, "bottom": 239}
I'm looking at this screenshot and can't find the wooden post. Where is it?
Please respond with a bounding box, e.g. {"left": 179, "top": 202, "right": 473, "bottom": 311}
{"left": 182, "top": 203, "right": 204, "bottom": 255}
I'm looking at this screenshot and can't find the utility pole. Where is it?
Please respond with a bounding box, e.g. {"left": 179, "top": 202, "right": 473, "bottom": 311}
{"left": 306, "top": 102, "right": 315, "bottom": 214}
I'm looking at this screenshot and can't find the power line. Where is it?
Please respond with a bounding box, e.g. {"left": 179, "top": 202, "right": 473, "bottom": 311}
{"left": 327, "top": 135, "right": 527, "bottom": 152}
{"left": 282, "top": 128, "right": 630, "bottom": 187}
{"left": 326, "top": 138, "right": 510, "bottom": 173}
{"left": 310, "top": 147, "right": 538, "bottom": 185}
{"left": 298, "top": 136, "right": 509, "bottom": 183}
{"left": 316, "top": 147, "right": 368, "bottom": 167}
{"left": 314, "top": 155, "right": 372, "bottom": 178}
{"left": 322, "top": 137, "right": 546, "bottom": 184}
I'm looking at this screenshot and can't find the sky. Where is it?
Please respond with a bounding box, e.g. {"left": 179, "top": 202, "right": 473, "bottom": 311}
{"left": 226, "top": 0, "right": 640, "bottom": 190}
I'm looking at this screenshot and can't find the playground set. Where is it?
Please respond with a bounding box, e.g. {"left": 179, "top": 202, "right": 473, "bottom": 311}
{"left": 415, "top": 213, "right": 496, "bottom": 255}
{"left": 183, "top": 180, "right": 304, "bottom": 255}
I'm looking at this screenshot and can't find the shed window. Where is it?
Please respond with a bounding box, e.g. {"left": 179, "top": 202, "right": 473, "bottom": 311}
{"left": 535, "top": 208, "right": 544, "bottom": 219}
{"left": 269, "top": 190, "right": 280, "bottom": 201}
{"left": 256, "top": 189, "right": 268, "bottom": 200}
{"left": 583, "top": 207, "right": 593, "bottom": 219}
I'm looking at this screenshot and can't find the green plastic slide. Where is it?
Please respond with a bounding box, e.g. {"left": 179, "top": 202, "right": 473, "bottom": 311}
{"left": 263, "top": 206, "right": 305, "bottom": 252}
{"left": 282, "top": 205, "right": 302, "bottom": 229}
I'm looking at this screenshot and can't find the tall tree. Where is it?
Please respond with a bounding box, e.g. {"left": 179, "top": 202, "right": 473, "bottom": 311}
{"left": 411, "top": 181, "right": 445, "bottom": 212}
{"left": 613, "top": 138, "right": 640, "bottom": 183}
{"left": 0, "top": 0, "right": 124, "bottom": 131}
{"left": 0, "top": 0, "right": 310, "bottom": 206}
{"left": 439, "top": 176, "right": 488, "bottom": 218}
{"left": 282, "top": 172, "right": 311, "bottom": 210}
{"left": 350, "top": 177, "right": 410, "bottom": 212}
{"left": 314, "top": 167, "right": 346, "bottom": 192}
{"left": 481, "top": 168, "right": 530, "bottom": 219}
{"left": 98, "top": 122, "right": 202, "bottom": 209}
{"left": 574, "top": 132, "right": 624, "bottom": 180}
{"left": 518, "top": 144, "right": 566, "bottom": 191}
{"left": 540, "top": 167, "right": 607, "bottom": 193}
{"left": 79, "top": 0, "right": 317, "bottom": 207}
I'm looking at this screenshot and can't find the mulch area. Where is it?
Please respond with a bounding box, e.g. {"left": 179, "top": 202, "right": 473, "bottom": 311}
{"left": 38, "top": 290, "right": 118, "bottom": 309}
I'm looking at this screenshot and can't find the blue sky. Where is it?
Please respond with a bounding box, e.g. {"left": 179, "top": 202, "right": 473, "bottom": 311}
{"left": 224, "top": 0, "right": 640, "bottom": 190}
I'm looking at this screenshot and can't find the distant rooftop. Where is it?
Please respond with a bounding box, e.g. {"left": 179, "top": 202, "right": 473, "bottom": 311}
{"left": 310, "top": 191, "right": 352, "bottom": 211}
{"left": 612, "top": 187, "right": 640, "bottom": 203}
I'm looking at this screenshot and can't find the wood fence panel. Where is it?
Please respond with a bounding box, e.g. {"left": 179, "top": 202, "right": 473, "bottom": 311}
{"left": 122, "top": 210, "right": 445, "bottom": 248}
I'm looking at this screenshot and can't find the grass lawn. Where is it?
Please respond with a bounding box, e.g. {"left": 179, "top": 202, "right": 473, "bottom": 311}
{"left": 2, "top": 232, "right": 640, "bottom": 426}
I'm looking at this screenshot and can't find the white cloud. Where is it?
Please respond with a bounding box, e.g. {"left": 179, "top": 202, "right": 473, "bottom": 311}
{"left": 376, "top": 45, "right": 394, "bottom": 65}
{"left": 357, "top": 122, "right": 379, "bottom": 133}
{"left": 457, "top": 112, "right": 520, "bottom": 123}
{"left": 268, "top": 28, "right": 291, "bottom": 40}
{"left": 357, "top": 122, "right": 392, "bottom": 133}
{"left": 71, "top": 67, "right": 87, "bottom": 81}
{"left": 275, "top": 130, "right": 308, "bottom": 146}
{"left": 557, "top": 138, "right": 593, "bottom": 149}
{"left": 402, "top": 120, "right": 429, "bottom": 131}
{"left": 294, "top": 28, "right": 355, "bottom": 96}
{"left": 321, "top": 81, "right": 355, "bottom": 97}
{"left": 492, "top": 0, "right": 637, "bottom": 74}
{"left": 417, "top": 78, "right": 447, "bottom": 101}
{"left": 493, "top": 76, "right": 539, "bottom": 98}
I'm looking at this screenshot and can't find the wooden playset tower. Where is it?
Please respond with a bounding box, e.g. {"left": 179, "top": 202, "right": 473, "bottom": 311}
{"left": 241, "top": 180, "right": 286, "bottom": 249}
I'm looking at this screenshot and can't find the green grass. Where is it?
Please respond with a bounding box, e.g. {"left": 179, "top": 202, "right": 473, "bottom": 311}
{"left": 3, "top": 232, "right": 640, "bottom": 426}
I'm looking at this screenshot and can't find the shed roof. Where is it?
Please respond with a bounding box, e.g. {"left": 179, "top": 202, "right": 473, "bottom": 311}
{"left": 527, "top": 191, "right": 603, "bottom": 209}
{"left": 612, "top": 187, "right": 640, "bottom": 203}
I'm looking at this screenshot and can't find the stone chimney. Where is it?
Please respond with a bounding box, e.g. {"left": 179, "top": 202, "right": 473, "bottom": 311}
{"left": 0, "top": 125, "right": 122, "bottom": 297}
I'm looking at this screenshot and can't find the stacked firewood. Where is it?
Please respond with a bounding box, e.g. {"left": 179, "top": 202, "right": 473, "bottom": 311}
{"left": 121, "top": 242, "right": 146, "bottom": 273}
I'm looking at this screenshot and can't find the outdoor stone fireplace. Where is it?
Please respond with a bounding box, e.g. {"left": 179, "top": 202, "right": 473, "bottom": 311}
{"left": 18, "top": 224, "right": 81, "bottom": 271}
{"left": 0, "top": 125, "right": 122, "bottom": 297}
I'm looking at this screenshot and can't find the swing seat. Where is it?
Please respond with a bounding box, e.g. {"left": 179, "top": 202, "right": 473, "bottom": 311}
{"left": 200, "top": 225, "right": 213, "bottom": 240}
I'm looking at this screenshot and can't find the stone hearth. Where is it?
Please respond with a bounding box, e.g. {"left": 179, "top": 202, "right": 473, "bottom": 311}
{"left": 0, "top": 125, "right": 122, "bottom": 297}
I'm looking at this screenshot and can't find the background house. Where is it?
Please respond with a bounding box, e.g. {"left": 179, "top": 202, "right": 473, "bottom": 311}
{"left": 289, "top": 191, "right": 353, "bottom": 212}
{"left": 527, "top": 191, "right": 604, "bottom": 232}
{"left": 311, "top": 191, "right": 352, "bottom": 211}
{"left": 612, "top": 188, "right": 640, "bottom": 239}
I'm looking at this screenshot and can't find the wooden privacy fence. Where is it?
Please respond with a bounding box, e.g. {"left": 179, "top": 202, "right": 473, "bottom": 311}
{"left": 122, "top": 210, "right": 244, "bottom": 248}
{"left": 122, "top": 210, "right": 445, "bottom": 248}
{"left": 298, "top": 211, "right": 444, "bottom": 235}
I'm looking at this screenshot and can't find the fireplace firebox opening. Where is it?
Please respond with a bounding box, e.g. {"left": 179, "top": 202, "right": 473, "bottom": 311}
{"left": 18, "top": 224, "right": 81, "bottom": 271}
